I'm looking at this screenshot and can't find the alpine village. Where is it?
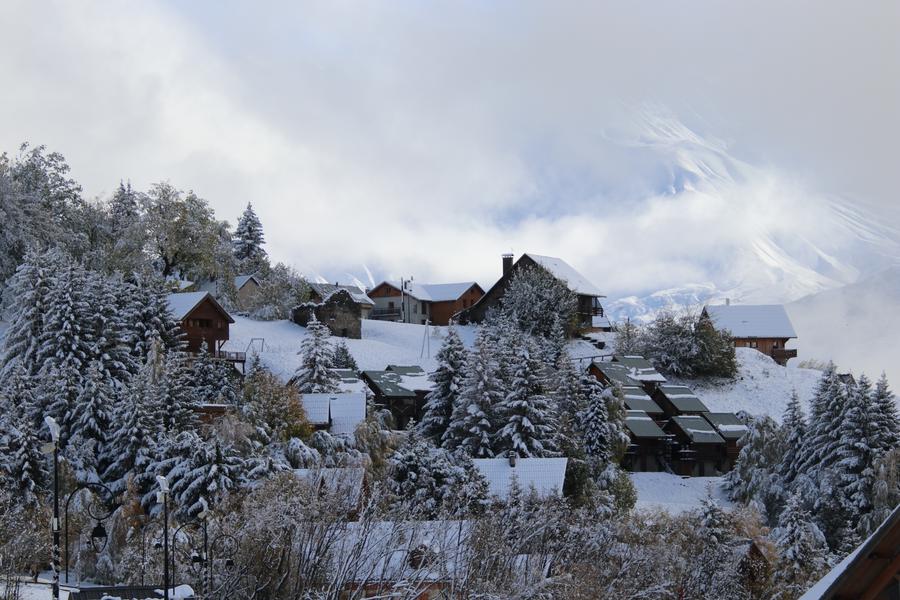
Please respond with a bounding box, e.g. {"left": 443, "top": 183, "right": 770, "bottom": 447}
{"left": 0, "top": 154, "right": 897, "bottom": 600}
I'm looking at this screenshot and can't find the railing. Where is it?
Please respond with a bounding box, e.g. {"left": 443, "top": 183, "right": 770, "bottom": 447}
{"left": 371, "top": 308, "right": 401, "bottom": 319}
{"left": 191, "top": 350, "right": 247, "bottom": 363}
{"left": 771, "top": 348, "right": 797, "bottom": 363}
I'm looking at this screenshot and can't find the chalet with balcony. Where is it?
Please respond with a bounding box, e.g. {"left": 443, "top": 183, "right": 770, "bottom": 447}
{"left": 368, "top": 281, "right": 484, "bottom": 325}
{"left": 701, "top": 303, "right": 798, "bottom": 365}
{"left": 166, "top": 292, "right": 245, "bottom": 370}
{"left": 455, "top": 253, "right": 605, "bottom": 334}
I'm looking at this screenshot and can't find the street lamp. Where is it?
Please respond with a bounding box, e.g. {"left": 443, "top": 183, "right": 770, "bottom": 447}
{"left": 43, "top": 416, "right": 61, "bottom": 600}
{"left": 156, "top": 475, "right": 170, "bottom": 600}
{"left": 63, "top": 482, "right": 115, "bottom": 583}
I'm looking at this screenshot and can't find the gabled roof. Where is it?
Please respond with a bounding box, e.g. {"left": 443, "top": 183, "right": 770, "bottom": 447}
{"left": 309, "top": 283, "right": 375, "bottom": 307}
{"left": 656, "top": 385, "right": 709, "bottom": 413}
{"left": 166, "top": 291, "right": 234, "bottom": 323}
{"left": 625, "top": 410, "right": 668, "bottom": 439}
{"left": 300, "top": 392, "right": 367, "bottom": 434}
{"left": 362, "top": 370, "right": 418, "bottom": 398}
{"left": 703, "top": 304, "right": 797, "bottom": 339}
{"left": 703, "top": 412, "right": 749, "bottom": 441}
{"left": 386, "top": 365, "right": 426, "bottom": 376}
{"left": 591, "top": 361, "right": 633, "bottom": 387}
{"left": 621, "top": 386, "right": 664, "bottom": 415}
{"left": 300, "top": 393, "right": 332, "bottom": 425}
{"left": 472, "top": 457, "right": 568, "bottom": 499}
{"left": 668, "top": 415, "right": 725, "bottom": 444}
{"left": 525, "top": 254, "right": 604, "bottom": 297}
{"left": 234, "top": 274, "right": 260, "bottom": 290}
{"left": 612, "top": 356, "right": 667, "bottom": 383}
{"left": 374, "top": 281, "right": 482, "bottom": 303}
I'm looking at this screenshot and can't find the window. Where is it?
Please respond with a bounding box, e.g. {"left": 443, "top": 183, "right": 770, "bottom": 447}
{"left": 388, "top": 301, "right": 395, "bottom": 309}
{"left": 413, "top": 303, "right": 417, "bottom": 314}
{"left": 420, "top": 302, "right": 426, "bottom": 314}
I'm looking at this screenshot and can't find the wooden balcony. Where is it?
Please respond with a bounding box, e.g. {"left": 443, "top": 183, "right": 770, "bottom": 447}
{"left": 190, "top": 350, "right": 246, "bottom": 363}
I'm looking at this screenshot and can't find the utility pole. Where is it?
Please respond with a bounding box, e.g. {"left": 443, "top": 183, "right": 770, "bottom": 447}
{"left": 43, "top": 417, "right": 61, "bottom": 600}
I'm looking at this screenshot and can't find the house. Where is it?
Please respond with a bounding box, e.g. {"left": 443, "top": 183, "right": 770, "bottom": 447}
{"left": 454, "top": 253, "right": 605, "bottom": 332}
{"left": 166, "top": 292, "right": 246, "bottom": 369}
{"left": 798, "top": 503, "right": 900, "bottom": 600}
{"left": 361, "top": 369, "right": 433, "bottom": 429}
{"left": 368, "top": 281, "right": 485, "bottom": 325}
{"left": 703, "top": 412, "right": 749, "bottom": 470}
{"left": 300, "top": 392, "right": 367, "bottom": 435}
{"left": 651, "top": 385, "right": 710, "bottom": 418}
{"left": 308, "top": 283, "right": 375, "bottom": 319}
{"left": 664, "top": 415, "right": 727, "bottom": 476}
{"left": 234, "top": 274, "right": 261, "bottom": 309}
{"left": 622, "top": 410, "right": 671, "bottom": 472}
{"left": 701, "top": 303, "right": 798, "bottom": 365}
{"left": 292, "top": 289, "right": 363, "bottom": 339}
{"left": 472, "top": 455, "right": 568, "bottom": 500}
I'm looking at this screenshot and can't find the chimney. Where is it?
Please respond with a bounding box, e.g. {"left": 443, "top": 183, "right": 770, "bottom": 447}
{"left": 502, "top": 253, "right": 514, "bottom": 276}
{"left": 725, "top": 298, "right": 731, "bottom": 306}
{"left": 507, "top": 450, "right": 517, "bottom": 467}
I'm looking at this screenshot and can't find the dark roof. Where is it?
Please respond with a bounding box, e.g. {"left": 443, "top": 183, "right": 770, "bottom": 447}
{"left": 668, "top": 416, "right": 725, "bottom": 444}
{"left": 621, "top": 386, "right": 665, "bottom": 415}
{"left": 334, "top": 369, "right": 361, "bottom": 383}
{"left": 703, "top": 412, "right": 749, "bottom": 441}
{"left": 656, "top": 385, "right": 709, "bottom": 413}
{"left": 361, "top": 371, "right": 417, "bottom": 398}
{"left": 385, "top": 365, "right": 427, "bottom": 376}
{"left": 611, "top": 356, "right": 667, "bottom": 383}
{"left": 591, "top": 361, "right": 633, "bottom": 387}
{"left": 625, "top": 410, "right": 668, "bottom": 439}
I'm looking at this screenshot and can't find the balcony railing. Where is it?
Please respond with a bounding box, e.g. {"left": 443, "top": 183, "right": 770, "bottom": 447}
{"left": 371, "top": 308, "right": 401, "bottom": 319}
{"left": 191, "top": 350, "right": 247, "bottom": 363}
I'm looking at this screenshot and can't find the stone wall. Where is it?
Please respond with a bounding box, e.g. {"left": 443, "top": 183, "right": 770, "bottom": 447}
{"left": 292, "top": 289, "right": 362, "bottom": 339}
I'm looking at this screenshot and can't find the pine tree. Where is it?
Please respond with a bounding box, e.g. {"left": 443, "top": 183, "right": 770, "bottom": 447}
{"left": 614, "top": 318, "right": 642, "bottom": 357}
{"left": 796, "top": 364, "right": 843, "bottom": 480}
{"left": 697, "top": 495, "right": 734, "bottom": 546}
{"left": 443, "top": 333, "right": 501, "bottom": 457}
{"left": 493, "top": 339, "right": 558, "bottom": 458}
{"left": 86, "top": 271, "right": 135, "bottom": 383}
{"left": 724, "top": 415, "right": 785, "bottom": 520}
{"left": 163, "top": 353, "right": 201, "bottom": 433}
{"left": 165, "top": 433, "right": 245, "bottom": 518}
{"left": 0, "top": 369, "right": 47, "bottom": 506}
{"left": 871, "top": 373, "right": 900, "bottom": 453}
{"left": 333, "top": 340, "right": 358, "bottom": 371}
{"left": 122, "top": 274, "right": 183, "bottom": 360}
{"left": 835, "top": 374, "right": 879, "bottom": 524}
{"left": 74, "top": 361, "right": 113, "bottom": 446}
{"left": 777, "top": 391, "right": 807, "bottom": 487}
{"left": 578, "top": 376, "right": 612, "bottom": 464}
{"left": 293, "top": 316, "right": 339, "bottom": 393}
{"left": 498, "top": 265, "right": 577, "bottom": 339}
{"left": 232, "top": 202, "right": 267, "bottom": 266}
{"left": 773, "top": 492, "right": 831, "bottom": 599}
{"left": 420, "top": 327, "right": 467, "bottom": 443}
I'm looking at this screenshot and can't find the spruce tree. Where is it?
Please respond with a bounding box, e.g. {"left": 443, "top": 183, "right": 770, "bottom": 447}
{"left": 773, "top": 492, "right": 831, "bottom": 599}
{"left": 796, "top": 364, "right": 843, "bottom": 479}
{"left": 232, "top": 202, "right": 267, "bottom": 266}
{"left": 87, "top": 271, "right": 135, "bottom": 383}
{"left": 333, "top": 339, "right": 358, "bottom": 371}
{"left": 74, "top": 360, "right": 113, "bottom": 446}
{"left": 871, "top": 373, "right": 900, "bottom": 452}
{"left": 164, "top": 353, "right": 201, "bottom": 433}
{"left": 0, "top": 368, "right": 47, "bottom": 505}
{"left": 724, "top": 415, "right": 784, "bottom": 519}
{"left": 578, "top": 376, "right": 612, "bottom": 465}
{"left": 777, "top": 391, "right": 807, "bottom": 486}
{"left": 420, "top": 326, "right": 467, "bottom": 443}
{"left": 443, "top": 333, "right": 501, "bottom": 457}
{"left": 835, "top": 374, "right": 879, "bottom": 524}
{"left": 293, "top": 316, "right": 339, "bottom": 393}
{"left": 167, "top": 433, "right": 245, "bottom": 518}
{"left": 493, "top": 339, "right": 558, "bottom": 458}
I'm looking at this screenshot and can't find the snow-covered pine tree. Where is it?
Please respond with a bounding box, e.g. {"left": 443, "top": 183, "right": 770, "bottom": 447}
{"left": 232, "top": 202, "right": 267, "bottom": 267}
{"left": 772, "top": 492, "right": 831, "bottom": 599}
{"left": 38, "top": 260, "right": 93, "bottom": 375}
{"left": 420, "top": 326, "right": 467, "bottom": 443}
{"left": 834, "top": 374, "right": 880, "bottom": 526}
{"left": 0, "top": 248, "right": 61, "bottom": 380}
{"left": 293, "top": 316, "right": 339, "bottom": 393}
{"left": 871, "top": 373, "right": 900, "bottom": 453}
{"left": 614, "top": 318, "right": 642, "bottom": 357}
{"left": 86, "top": 271, "right": 135, "bottom": 383}
{"left": 0, "top": 368, "right": 47, "bottom": 505}
{"left": 443, "top": 332, "right": 502, "bottom": 457}
{"left": 493, "top": 338, "right": 558, "bottom": 458}
{"left": 498, "top": 265, "right": 577, "bottom": 339}
{"left": 777, "top": 391, "right": 807, "bottom": 487}
{"left": 121, "top": 274, "right": 183, "bottom": 359}
{"left": 724, "top": 415, "right": 785, "bottom": 520}
{"left": 186, "top": 352, "right": 237, "bottom": 407}
{"left": 578, "top": 376, "right": 612, "bottom": 465}
{"left": 74, "top": 360, "right": 113, "bottom": 447}
{"left": 333, "top": 339, "right": 358, "bottom": 371}
{"left": 697, "top": 494, "right": 734, "bottom": 546}
{"left": 163, "top": 352, "right": 201, "bottom": 433}
{"left": 165, "top": 432, "right": 245, "bottom": 518}
{"left": 796, "top": 363, "right": 843, "bottom": 480}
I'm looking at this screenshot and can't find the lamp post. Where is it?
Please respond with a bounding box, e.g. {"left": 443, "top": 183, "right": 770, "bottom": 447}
{"left": 156, "top": 475, "right": 170, "bottom": 600}
{"left": 43, "top": 417, "right": 61, "bottom": 600}
{"left": 63, "top": 482, "right": 115, "bottom": 584}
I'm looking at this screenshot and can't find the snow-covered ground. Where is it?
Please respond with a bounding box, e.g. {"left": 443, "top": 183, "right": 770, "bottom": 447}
{"left": 224, "top": 317, "right": 477, "bottom": 381}
{"left": 630, "top": 473, "right": 732, "bottom": 513}
{"left": 669, "top": 348, "right": 823, "bottom": 422}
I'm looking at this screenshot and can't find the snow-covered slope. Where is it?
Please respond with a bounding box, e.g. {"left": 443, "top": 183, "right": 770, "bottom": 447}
{"left": 668, "top": 348, "right": 822, "bottom": 422}
{"left": 224, "top": 317, "right": 477, "bottom": 381}
{"left": 786, "top": 266, "right": 900, "bottom": 385}
{"left": 630, "top": 473, "right": 732, "bottom": 513}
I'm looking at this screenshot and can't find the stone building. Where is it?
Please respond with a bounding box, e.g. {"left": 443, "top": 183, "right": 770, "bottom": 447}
{"left": 292, "top": 289, "right": 363, "bottom": 339}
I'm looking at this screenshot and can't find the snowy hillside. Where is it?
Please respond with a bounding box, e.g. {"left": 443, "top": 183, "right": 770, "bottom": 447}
{"left": 669, "top": 348, "right": 822, "bottom": 422}
{"left": 224, "top": 317, "right": 477, "bottom": 381}
{"left": 630, "top": 473, "right": 732, "bottom": 513}
{"left": 787, "top": 266, "right": 900, "bottom": 385}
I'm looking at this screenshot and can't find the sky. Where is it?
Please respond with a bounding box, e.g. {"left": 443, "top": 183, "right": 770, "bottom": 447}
{"left": 1, "top": 0, "right": 899, "bottom": 299}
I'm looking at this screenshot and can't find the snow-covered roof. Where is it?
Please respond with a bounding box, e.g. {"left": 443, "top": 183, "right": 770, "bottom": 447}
{"left": 329, "top": 393, "right": 367, "bottom": 434}
{"left": 612, "top": 356, "right": 667, "bottom": 383}
{"left": 309, "top": 283, "right": 375, "bottom": 307}
{"left": 386, "top": 365, "right": 426, "bottom": 376}
{"left": 377, "top": 281, "right": 481, "bottom": 303}
{"left": 625, "top": 410, "right": 668, "bottom": 439}
{"left": 621, "top": 386, "right": 664, "bottom": 415}
{"left": 702, "top": 412, "right": 748, "bottom": 441}
{"left": 703, "top": 304, "right": 797, "bottom": 339}
{"left": 300, "top": 394, "right": 332, "bottom": 425}
{"left": 166, "top": 291, "right": 234, "bottom": 323}
{"left": 524, "top": 254, "right": 604, "bottom": 297}
{"left": 656, "top": 385, "right": 709, "bottom": 414}
{"left": 234, "top": 274, "right": 259, "bottom": 290}
{"left": 473, "top": 457, "right": 568, "bottom": 499}
{"left": 669, "top": 415, "right": 725, "bottom": 444}
{"left": 362, "top": 370, "right": 418, "bottom": 398}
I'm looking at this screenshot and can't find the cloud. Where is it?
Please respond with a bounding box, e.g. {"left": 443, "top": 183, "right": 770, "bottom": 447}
{"left": 0, "top": 0, "right": 898, "bottom": 301}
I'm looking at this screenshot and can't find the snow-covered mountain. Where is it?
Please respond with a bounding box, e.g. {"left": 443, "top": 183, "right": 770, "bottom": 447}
{"left": 602, "top": 108, "right": 900, "bottom": 322}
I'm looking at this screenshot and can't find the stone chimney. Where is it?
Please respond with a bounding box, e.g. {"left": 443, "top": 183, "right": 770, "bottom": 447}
{"left": 502, "top": 253, "right": 514, "bottom": 276}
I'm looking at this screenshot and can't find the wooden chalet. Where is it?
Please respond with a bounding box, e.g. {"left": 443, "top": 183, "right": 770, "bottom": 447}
{"left": 360, "top": 368, "right": 431, "bottom": 429}
{"left": 651, "top": 385, "right": 710, "bottom": 418}
{"left": 166, "top": 292, "right": 246, "bottom": 370}
{"left": 368, "top": 281, "right": 485, "bottom": 325}
{"left": 454, "top": 253, "right": 605, "bottom": 333}
{"left": 664, "top": 415, "right": 727, "bottom": 476}
{"left": 703, "top": 412, "right": 749, "bottom": 470}
{"left": 798, "top": 503, "right": 900, "bottom": 600}
{"left": 623, "top": 410, "right": 671, "bottom": 472}
{"left": 308, "top": 283, "right": 375, "bottom": 319}
{"left": 701, "top": 303, "right": 798, "bottom": 365}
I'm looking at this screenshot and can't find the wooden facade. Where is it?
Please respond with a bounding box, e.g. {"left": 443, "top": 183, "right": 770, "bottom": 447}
{"left": 664, "top": 416, "right": 727, "bottom": 477}
{"left": 167, "top": 292, "right": 246, "bottom": 371}
{"left": 427, "top": 283, "right": 484, "bottom": 326}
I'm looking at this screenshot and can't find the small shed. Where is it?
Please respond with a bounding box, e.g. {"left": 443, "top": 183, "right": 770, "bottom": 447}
{"left": 652, "top": 385, "right": 710, "bottom": 418}
{"left": 665, "top": 415, "right": 727, "bottom": 476}
{"left": 703, "top": 412, "right": 749, "bottom": 469}
{"left": 234, "top": 274, "right": 261, "bottom": 309}
{"left": 472, "top": 455, "right": 568, "bottom": 500}
{"left": 623, "top": 410, "right": 670, "bottom": 472}
{"left": 308, "top": 283, "right": 375, "bottom": 319}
